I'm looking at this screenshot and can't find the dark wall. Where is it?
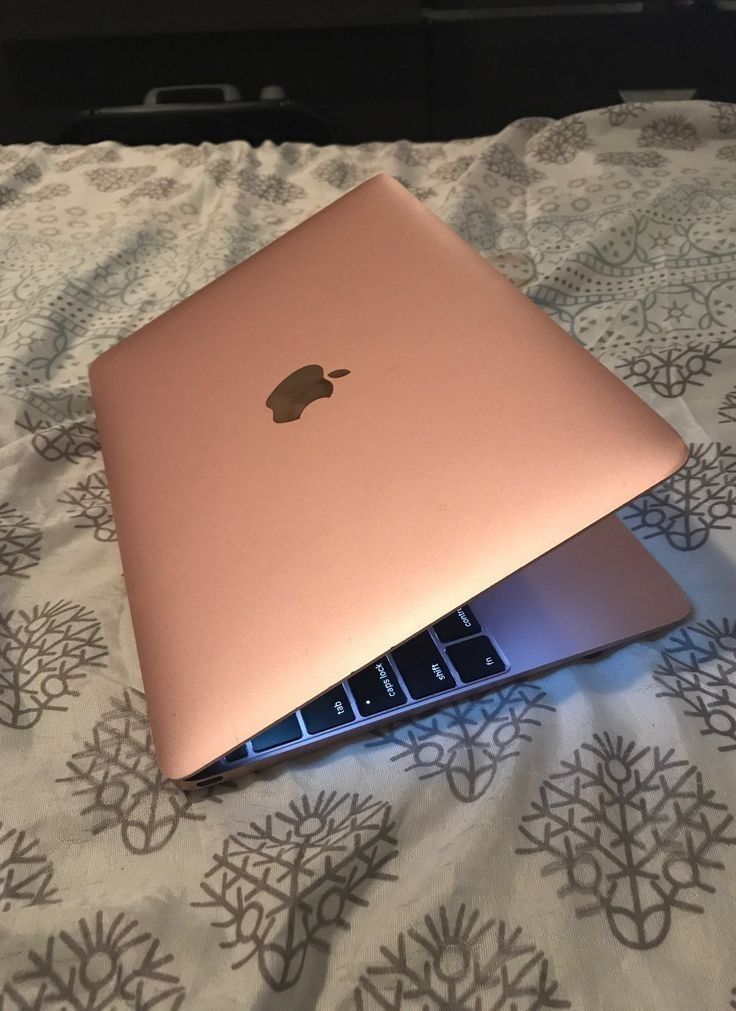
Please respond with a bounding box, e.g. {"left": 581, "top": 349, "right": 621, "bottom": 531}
{"left": 1, "top": 5, "right": 734, "bottom": 145}
{"left": 1, "top": 26, "right": 428, "bottom": 144}
{"left": 429, "top": 8, "right": 736, "bottom": 138}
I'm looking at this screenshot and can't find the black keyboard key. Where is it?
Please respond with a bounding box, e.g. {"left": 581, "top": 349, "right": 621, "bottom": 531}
{"left": 446, "top": 635, "right": 506, "bottom": 683}
{"left": 251, "top": 713, "right": 303, "bottom": 753}
{"left": 185, "top": 760, "right": 224, "bottom": 781}
{"left": 197, "top": 775, "right": 224, "bottom": 787}
{"left": 348, "top": 657, "right": 406, "bottom": 717}
{"left": 392, "top": 631, "right": 455, "bottom": 699}
{"left": 225, "top": 743, "right": 248, "bottom": 762}
{"left": 302, "top": 685, "right": 355, "bottom": 734}
{"left": 434, "top": 604, "right": 481, "bottom": 643}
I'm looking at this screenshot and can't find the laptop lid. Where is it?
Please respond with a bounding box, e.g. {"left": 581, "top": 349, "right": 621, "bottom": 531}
{"left": 89, "top": 174, "right": 687, "bottom": 779}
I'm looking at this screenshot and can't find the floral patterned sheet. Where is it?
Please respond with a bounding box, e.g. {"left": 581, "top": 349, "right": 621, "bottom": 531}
{"left": 1, "top": 100, "right": 736, "bottom": 1011}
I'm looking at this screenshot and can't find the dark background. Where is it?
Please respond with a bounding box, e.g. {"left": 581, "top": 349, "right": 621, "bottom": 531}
{"left": 0, "top": 0, "right": 734, "bottom": 145}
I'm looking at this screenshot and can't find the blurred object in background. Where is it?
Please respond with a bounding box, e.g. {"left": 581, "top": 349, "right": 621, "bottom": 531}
{"left": 57, "top": 83, "right": 334, "bottom": 145}
{"left": 0, "top": 6, "right": 425, "bottom": 145}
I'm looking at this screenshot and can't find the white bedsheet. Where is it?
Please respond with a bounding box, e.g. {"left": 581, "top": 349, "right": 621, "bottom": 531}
{"left": 1, "top": 100, "right": 736, "bottom": 1010}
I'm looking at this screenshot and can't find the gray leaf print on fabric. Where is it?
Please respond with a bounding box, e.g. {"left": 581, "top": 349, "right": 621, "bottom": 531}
{"left": 429, "top": 155, "right": 474, "bottom": 183}
{"left": 168, "top": 146, "right": 205, "bottom": 168}
{"left": 527, "top": 117, "right": 592, "bottom": 164}
{"left": 356, "top": 141, "right": 388, "bottom": 154}
{"left": 0, "top": 182, "right": 70, "bottom": 209}
{"left": 120, "top": 177, "right": 189, "bottom": 205}
{"left": 446, "top": 199, "right": 501, "bottom": 254}
{"left": 235, "top": 168, "right": 307, "bottom": 204}
{"left": 594, "top": 150, "right": 669, "bottom": 173}
{"left": 21, "top": 182, "right": 70, "bottom": 204}
{"left": 55, "top": 146, "right": 122, "bottom": 172}
{"left": 394, "top": 177, "right": 437, "bottom": 202}
{"left": 1, "top": 911, "right": 186, "bottom": 1010}
{"left": 276, "top": 142, "right": 303, "bottom": 165}
{"left": 193, "top": 791, "right": 398, "bottom": 991}
{"left": 0, "top": 503, "right": 42, "bottom": 579}
{"left": 16, "top": 416, "right": 100, "bottom": 464}
{"left": 655, "top": 618, "right": 736, "bottom": 751}
{"left": 315, "top": 158, "right": 376, "bottom": 191}
{"left": 719, "top": 387, "right": 736, "bottom": 423}
{"left": 205, "top": 157, "right": 234, "bottom": 186}
{"left": 623, "top": 442, "right": 736, "bottom": 551}
{"left": 59, "top": 689, "right": 228, "bottom": 855}
{"left": 637, "top": 114, "right": 699, "bottom": 151}
{"left": 2, "top": 308, "right": 104, "bottom": 384}
{"left": 0, "top": 601, "right": 107, "bottom": 729}
{"left": 517, "top": 732, "right": 736, "bottom": 950}
{"left": 12, "top": 159, "right": 42, "bottom": 186}
{"left": 602, "top": 103, "right": 647, "bottom": 126}
{"left": 481, "top": 143, "right": 544, "bottom": 185}
{"left": 85, "top": 165, "right": 156, "bottom": 192}
{"left": 616, "top": 337, "right": 736, "bottom": 398}
{"left": 711, "top": 101, "right": 736, "bottom": 134}
{"left": 354, "top": 905, "right": 570, "bottom": 1011}
{"left": 278, "top": 142, "right": 322, "bottom": 167}
{"left": 0, "top": 185, "right": 21, "bottom": 209}
{"left": 58, "top": 471, "right": 116, "bottom": 542}
{"left": 717, "top": 145, "right": 736, "bottom": 162}
{"left": 512, "top": 116, "right": 551, "bottom": 135}
{"left": 394, "top": 141, "right": 447, "bottom": 167}
{"left": 0, "top": 822, "right": 58, "bottom": 911}
{"left": 365, "top": 684, "right": 555, "bottom": 803}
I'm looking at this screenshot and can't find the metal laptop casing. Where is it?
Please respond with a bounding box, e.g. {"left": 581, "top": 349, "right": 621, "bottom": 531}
{"left": 89, "top": 174, "right": 688, "bottom": 780}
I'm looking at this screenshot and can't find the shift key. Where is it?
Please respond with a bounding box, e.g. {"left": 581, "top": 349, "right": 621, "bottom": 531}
{"left": 392, "top": 631, "right": 456, "bottom": 699}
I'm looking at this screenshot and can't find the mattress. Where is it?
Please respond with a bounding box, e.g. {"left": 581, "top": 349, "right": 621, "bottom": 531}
{"left": 1, "top": 100, "right": 735, "bottom": 1010}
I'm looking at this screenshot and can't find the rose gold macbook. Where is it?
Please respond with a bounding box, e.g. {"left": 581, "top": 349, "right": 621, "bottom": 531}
{"left": 89, "top": 174, "right": 690, "bottom": 790}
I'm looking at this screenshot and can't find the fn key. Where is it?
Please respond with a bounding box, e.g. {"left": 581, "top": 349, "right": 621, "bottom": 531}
{"left": 446, "top": 635, "right": 506, "bottom": 683}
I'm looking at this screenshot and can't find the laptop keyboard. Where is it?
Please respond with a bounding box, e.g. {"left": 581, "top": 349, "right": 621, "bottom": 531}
{"left": 187, "top": 603, "right": 508, "bottom": 784}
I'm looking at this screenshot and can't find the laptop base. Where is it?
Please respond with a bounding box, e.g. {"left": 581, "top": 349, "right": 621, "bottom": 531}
{"left": 178, "top": 515, "right": 689, "bottom": 789}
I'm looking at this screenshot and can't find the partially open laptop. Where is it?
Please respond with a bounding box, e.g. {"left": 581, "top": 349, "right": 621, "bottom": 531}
{"left": 89, "top": 174, "right": 690, "bottom": 790}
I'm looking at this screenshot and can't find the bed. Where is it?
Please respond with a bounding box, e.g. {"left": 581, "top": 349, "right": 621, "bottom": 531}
{"left": 2, "top": 100, "right": 736, "bottom": 1010}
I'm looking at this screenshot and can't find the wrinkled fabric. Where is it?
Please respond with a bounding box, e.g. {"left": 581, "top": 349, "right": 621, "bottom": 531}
{"left": 1, "top": 101, "right": 736, "bottom": 1010}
